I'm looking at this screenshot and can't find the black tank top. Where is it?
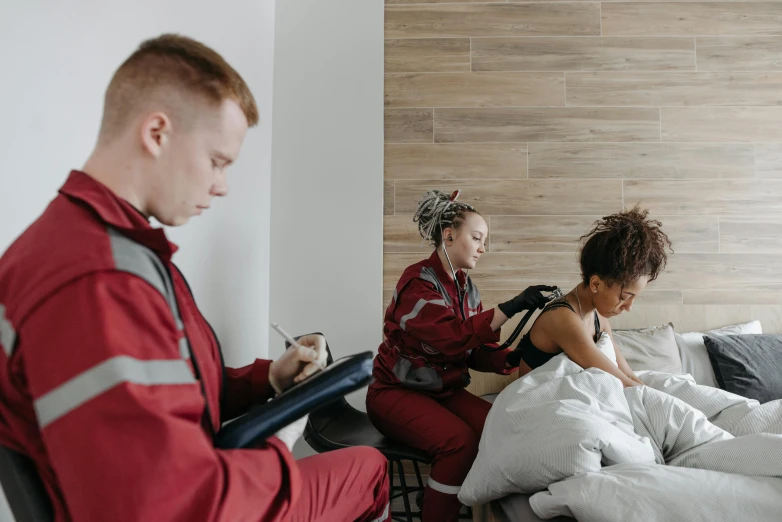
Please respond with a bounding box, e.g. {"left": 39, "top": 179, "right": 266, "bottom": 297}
{"left": 515, "top": 299, "right": 601, "bottom": 370}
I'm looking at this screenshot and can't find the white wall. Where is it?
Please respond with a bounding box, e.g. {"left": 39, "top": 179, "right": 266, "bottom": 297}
{"left": 268, "top": 0, "right": 384, "bottom": 423}
{"left": 0, "top": 1, "right": 275, "bottom": 518}
{"left": 0, "top": 0, "right": 275, "bottom": 365}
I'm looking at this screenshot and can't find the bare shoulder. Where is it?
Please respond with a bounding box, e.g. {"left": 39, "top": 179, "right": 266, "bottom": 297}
{"left": 530, "top": 304, "right": 584, "bottom": 349}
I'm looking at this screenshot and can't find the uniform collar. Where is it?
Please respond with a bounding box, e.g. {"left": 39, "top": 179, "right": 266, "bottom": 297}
{"left": 58, "top": 170, "right": 178, "bottom": 258}
{"left": 427, "top": 249, "right": 466, "bottom": 290}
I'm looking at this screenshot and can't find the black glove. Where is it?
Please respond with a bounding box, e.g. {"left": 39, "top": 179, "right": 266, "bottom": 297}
{"left": 497, "top": 285, "right": 557, "bottom": 319}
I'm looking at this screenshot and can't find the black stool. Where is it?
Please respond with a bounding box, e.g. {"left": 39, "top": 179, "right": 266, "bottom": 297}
{"left": 0, "top": 444, "right": 54, "bottom": 522}
{"left": 303, "top": 346, "right": 473, "bottom": 521}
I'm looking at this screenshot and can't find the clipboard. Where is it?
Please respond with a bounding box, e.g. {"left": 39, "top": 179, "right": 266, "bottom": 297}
{"left": 215, "top": 351, "right": 374, "bottom": 449}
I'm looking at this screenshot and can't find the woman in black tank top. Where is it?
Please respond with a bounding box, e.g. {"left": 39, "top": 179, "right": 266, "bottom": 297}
{"left": 505, "top": 207, "right": 673, "bottom": 388}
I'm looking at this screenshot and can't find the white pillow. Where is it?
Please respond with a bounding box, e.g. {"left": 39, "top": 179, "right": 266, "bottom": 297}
{"left": 674, "top": 320, "right": 762, "bottom": 387}
{"left": 611, "top": 323, "right": 682, "bottom": 374}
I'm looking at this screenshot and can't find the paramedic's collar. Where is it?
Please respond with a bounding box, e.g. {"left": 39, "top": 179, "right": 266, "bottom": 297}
{"left": 58, "top": 170, "right": 178, "bottom": 258}
{"left": 428, "top": 250, "right": 467, "bottom": 290}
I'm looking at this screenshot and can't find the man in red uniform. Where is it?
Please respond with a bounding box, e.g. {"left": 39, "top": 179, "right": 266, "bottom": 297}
{"left": 0, "top": 34, "right": 389, "bottom": 522}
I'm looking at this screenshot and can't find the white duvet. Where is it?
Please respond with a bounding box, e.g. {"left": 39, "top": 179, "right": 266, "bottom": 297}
{"left": 458, "top": 338, "right": 782, "bottom": 520}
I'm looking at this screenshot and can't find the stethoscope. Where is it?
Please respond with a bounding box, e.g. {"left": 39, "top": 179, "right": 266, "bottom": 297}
{"left": 438, "top": 190, "right": 563, "bottom": 352}
{"left": 479, "top": 287, "right": 564, "bottom": 352}
{"left": 439, "top": 191, "right": 469, "bottom": 321}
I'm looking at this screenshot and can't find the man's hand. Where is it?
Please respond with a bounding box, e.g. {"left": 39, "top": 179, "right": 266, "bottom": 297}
{"left": 268, "top": 334, "right": 328, "bottom": 393}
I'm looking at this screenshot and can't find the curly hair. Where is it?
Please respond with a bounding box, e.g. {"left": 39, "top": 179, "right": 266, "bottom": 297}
{"left": 414, "top": 190, "right": 479, "bottom": 247}
{"left": 579, "top": 206, "right": 673, "bottom": 287}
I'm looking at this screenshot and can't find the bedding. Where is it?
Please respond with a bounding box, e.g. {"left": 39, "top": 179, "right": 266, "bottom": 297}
{"left": 459, "top": 335, "right": 782, "bottom": 519}
{"left": 530, "top": 463, "right": 782, "bottom": 522}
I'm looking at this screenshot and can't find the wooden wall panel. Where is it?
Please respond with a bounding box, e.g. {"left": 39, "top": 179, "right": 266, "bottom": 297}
{"left": 660, "top": 107, "right": 782, "bottom": 142}
{"left": 624, "top": 179, "right": 782, "bottom": 216}
{"left": 472, "top": 37, "right": 695, "bottom": 72}
{"left": 566, "top": 72, "right": 782, "bottom": 106}
{"left": 385, "top": 3, "right": 601, "bottom": 39}
{"left": 719, "top": 217, "right": 782, "bottom": 254}
{"left": 754, "top": 143, "right": 782, "bottom": 178}
{"left": 602, "top": 3, "right": 782, "bottom": 37}
{"left": 434, "top": 107, "right": 660, "bottom": 143}
{"left": 490, "top": 215, "right": 718, "bottom": 253}
{"left": 385, "top": 144, "right": 527, "bottom": 180}
{"left": 385, "top": 38, "right": 470, "bottom": 73}
{"left": 383, "top": 1, "right": 782, "bottom": 336}
{"left": 384, "top": 181, "right": 394, "bottom": 216}
{"left": 394, "top": 179, "right": 622, "bottom": 215}
{"left": 528, "top": 142, "right": 754, "bottom": 179}
{"left": 385, "top": 72, "right": 565, "bottom": 108}
{"left": 696, "top": 37, "right": 782, "bottom": 71}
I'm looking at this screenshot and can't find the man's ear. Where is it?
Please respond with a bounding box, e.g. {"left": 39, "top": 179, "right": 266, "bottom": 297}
{"left": 140, "top": 112, "right": 173, "bottom": 158}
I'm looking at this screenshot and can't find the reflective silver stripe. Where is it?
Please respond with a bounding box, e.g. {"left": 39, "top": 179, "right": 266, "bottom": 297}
{"left": 420, "top": 267, "right": 452, "bottom": 306}
{"left": 427, "top": 476, "right": 461, "bottom": 495}
{"left": 392, "top": 288, "right": 398, "bottom": 303}
{"left": 108, "top": 227, "right": 191, "bottom": 360}
{"left": 179, "top": 337, "right": 191, "bottom": 360}
{"left": 0, "top": 303, "right": 16, "bottom": 356}
{"left": 465, "top": 276, "right": 481, "bottom": 310}
{"left": 400, "top": 299, "right": 447, "bottom": 331}
{"left": 369, "top": 503, "right": 389, "bottom": 522}
{"left": 109, "top": 228, "right": 171, "bottom": 301}
{"left": 34, "top": 356, "right": 196, "bottom": 428}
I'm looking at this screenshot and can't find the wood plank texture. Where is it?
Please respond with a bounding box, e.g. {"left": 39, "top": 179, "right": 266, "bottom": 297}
{"left": 382, "top": 0, "right": 782, "bottom": 338}
{"left": 385, "top": 38, "right": 471, "bottom": 73}
{"left": 566, "top": 72, "right": 782, "bottom": 106}
{"left": 385, "top": 109, "right": 433, "bottom": 143}
{"left": 696, "top": 37, "right": 782, "bottom": 71}
{"left": 624, "top": 179, "right": 782, "bottom": 216}
{"left": 434, "top": 107, "right": 661, "bottom": 143}
{"left": 602, "top": 3, "right": 782, "bottom": 37}
{"left": 472, "top": 37, "right": 696, "bottom": 72}
{"left": 528, "top": 142, "right": 754, "bottom": 179}
{"left": 394, "top": 179, "right": 623, "bottom": 215}
{"left": 660, "top": 107, "right": 782, "bottom": 142}
{"left": 385, "top": 72, "right": 564, "bottom": 108}
{"left": 385, "top": 3, "right": 601, "bottom": 38}
{"left": 384, "top": 143, "right": 527, "bottom": 180}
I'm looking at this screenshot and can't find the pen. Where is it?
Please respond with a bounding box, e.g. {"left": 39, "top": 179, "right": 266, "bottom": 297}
{"left": 270, "top": 322, "right": 308, "bottom": 351}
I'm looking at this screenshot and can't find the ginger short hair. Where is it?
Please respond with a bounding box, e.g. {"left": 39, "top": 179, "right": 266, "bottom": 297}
{"left": 99, "top": 33, "right": 258, "bottom": 141}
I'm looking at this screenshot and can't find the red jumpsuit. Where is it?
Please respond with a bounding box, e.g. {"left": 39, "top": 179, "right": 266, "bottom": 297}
{"left": 0, "top": 170, "right": 390, "bottom": 522}
{"left": 366, "top": 251, "right": 517, "bottom": 521}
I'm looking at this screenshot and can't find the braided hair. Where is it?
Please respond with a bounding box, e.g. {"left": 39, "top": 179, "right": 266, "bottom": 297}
{"left": 579, "top": 206, "right": 673, "bottom": 287}
{"left": 413, "top": 190, "right": 478, "bottom": 247}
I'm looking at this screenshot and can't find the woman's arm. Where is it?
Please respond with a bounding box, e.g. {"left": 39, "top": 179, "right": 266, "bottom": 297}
{"left": 602, "top": 320, "right": 644, "bottom": 385}
{"left": 541, "top": 310, "right": 641, "bottom": 388}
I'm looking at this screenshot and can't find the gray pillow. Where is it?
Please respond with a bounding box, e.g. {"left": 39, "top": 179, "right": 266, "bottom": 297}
{"left": 612, "top": 323, "right": 682, "bottom": 374}
{"left": 703, "top": 334, "right": 782, "bottom": 404}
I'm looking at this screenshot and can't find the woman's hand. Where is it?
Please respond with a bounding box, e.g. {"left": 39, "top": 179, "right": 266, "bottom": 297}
{"left": 497, "top": 285, "right": 557, "bottom": 319}
{"left": 629, "top": 374, "right": 645, "bottom": 386}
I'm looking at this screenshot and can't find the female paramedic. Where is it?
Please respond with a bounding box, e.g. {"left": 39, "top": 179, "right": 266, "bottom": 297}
{"left": 366, "top": 189, "right": 555, "bottom": 521}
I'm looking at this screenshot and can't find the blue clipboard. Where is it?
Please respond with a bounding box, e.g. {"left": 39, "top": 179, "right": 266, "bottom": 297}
{"left": 215, "top": 351, "right": 374, "bottom": 449}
